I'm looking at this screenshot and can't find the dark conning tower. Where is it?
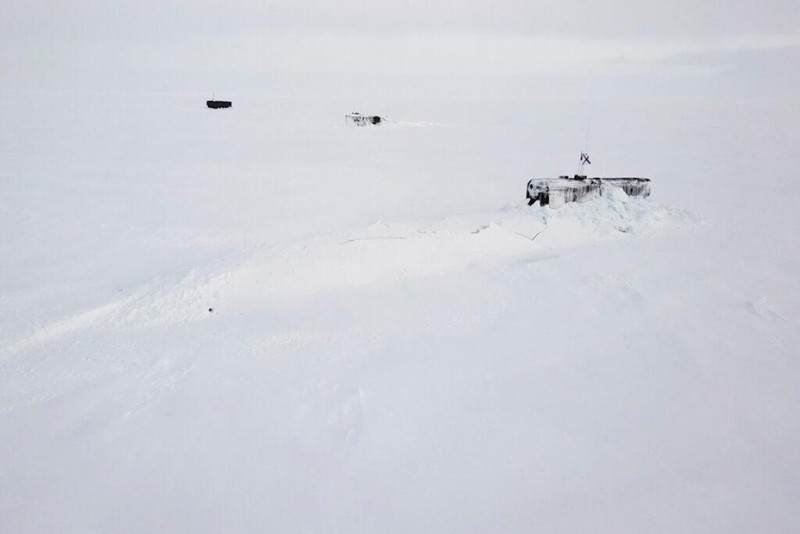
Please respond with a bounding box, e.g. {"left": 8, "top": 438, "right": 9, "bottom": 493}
{"left": 527, "top": 150, "right": 651, "bottom": 206}
{"left": 526, "top": 175, "right": 651, "bottom": 207}
{"left": 207, "top": 100, "right": 232, "bottom": 109}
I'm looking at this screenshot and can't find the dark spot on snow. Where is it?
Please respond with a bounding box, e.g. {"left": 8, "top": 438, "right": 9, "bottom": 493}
{"left": 208, "top": 308, "right": 214, "bottom": 313}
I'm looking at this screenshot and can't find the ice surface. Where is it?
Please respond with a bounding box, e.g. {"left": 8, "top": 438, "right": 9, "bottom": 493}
{"left": 1, "top": 90, "right": 800, "bottom": 533}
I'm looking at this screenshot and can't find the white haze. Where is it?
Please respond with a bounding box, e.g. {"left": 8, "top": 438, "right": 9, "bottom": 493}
{"left": 1, "top": 1, "right": 799, "bottom": 532}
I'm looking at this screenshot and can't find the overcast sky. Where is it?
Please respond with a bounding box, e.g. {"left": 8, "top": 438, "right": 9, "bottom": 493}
{"left": 2, "top": 1, "right": 798, "bottom": 98}
{"left": 4, "top": 0, "right": 799, "bottom": 38}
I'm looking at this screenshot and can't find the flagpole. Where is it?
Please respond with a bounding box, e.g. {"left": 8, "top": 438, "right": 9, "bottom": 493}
{"left": 577, "top": 114, "right": 592, "bottom": 177}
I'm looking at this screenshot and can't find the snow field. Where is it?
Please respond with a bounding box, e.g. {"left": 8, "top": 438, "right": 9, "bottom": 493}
{"left": 1, "top": 93, "right": 799, "bottom": 532}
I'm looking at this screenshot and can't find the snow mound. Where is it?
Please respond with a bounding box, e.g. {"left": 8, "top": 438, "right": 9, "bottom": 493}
{"left": 380, "top": 119, "right": 443, "bottom": 129}
{"left": 4, "top": 190, "right": 694, "bottom": 351}
{"left": 165, "top": 193, "right": 694, "bottom": 318}
{"left": 524, "top": 183, "right": 698, "bottom": 249}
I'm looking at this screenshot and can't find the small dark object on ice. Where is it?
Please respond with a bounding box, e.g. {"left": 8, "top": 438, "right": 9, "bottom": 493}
{"left": 346, "top": 112, "right": 383, "bottom": 126}
{"left": 207, "top": 100, "right": 232, "bottom": 109}
{"left": 208, "top": 308, "right": 214, "bottom": 313}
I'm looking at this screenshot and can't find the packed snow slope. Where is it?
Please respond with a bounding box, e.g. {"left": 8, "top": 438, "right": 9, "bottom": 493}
{"left": 2, "top": 93, "right": 800, "bottom": 533}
